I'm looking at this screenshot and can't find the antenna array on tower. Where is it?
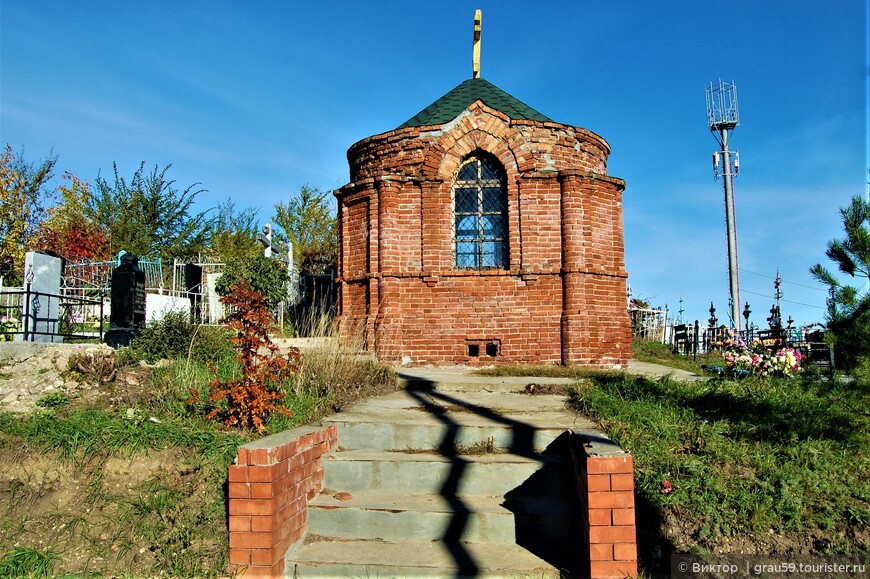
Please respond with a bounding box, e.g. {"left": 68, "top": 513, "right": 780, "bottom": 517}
{"left": 706, "top": 79, "right": 739, "bottom": 132}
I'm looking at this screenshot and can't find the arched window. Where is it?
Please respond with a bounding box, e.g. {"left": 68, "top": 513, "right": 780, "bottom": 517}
{"left": 453, "top": 155, "right": 508, "bottom": 270}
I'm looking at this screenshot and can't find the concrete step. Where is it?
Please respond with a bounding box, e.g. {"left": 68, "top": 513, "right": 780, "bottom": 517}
{"left": 285, "top": 367, "right": 594, "bottom": 578}
{"left": 327, "top": 411, "right": 575, "bottom": 454}
{"left": 324, "top": 389, "right": 594, "bottom": 453}
{"left": 322, "top": 450, "right": 574, "bottom": 497}
{"left": 307, "top": 491, "right": 578, "bottom": 544}
{"left": 395, "top": 367, "right": 578, "bottom": 394}
{"left": 337, "top": 388, "right": 578, "bottom": 414}
{"left": 286, "top": 536, "right": 569, "bottom": 578}
{"left": 330, "top": 421, "right": 568, "bottom": 454}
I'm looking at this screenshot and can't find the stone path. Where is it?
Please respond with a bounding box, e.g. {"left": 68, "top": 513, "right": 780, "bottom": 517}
{"left": 625, "top": 359, "right": 704, "bottom": 381}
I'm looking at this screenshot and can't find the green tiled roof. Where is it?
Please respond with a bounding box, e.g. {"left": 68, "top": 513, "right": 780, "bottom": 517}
{"left": 398, "top": 77, "right": 552, "bottom": 129}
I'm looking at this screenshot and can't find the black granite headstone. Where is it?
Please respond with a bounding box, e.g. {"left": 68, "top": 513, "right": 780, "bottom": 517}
{"left": 104, "top": 253, "right": 146, "bottom": 348}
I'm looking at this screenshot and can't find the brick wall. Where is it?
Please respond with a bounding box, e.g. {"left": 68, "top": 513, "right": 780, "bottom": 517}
{"left": 227, "top": 425, "right": 338, "bottom": 578}
{"left": 336, "top": 101, "right": 631, "bottom": 368}
{"left": 570, "top": 432, "right": 639, "bottom": 578}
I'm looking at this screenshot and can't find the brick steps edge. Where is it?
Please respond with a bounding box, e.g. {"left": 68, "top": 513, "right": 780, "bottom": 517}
{"left": 227, "top": 424, "right": 338, "bottom": 578}
{"left": 569, "top": 430, "right": 639, "bottom": 578}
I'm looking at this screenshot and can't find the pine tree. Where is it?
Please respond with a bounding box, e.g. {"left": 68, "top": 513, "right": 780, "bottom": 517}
{"left": 810, "top": 194, "right": 870, "bottom": 370}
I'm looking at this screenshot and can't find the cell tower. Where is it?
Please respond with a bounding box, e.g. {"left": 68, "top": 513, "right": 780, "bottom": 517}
{"left": 706, "top": 79, "right": 742, "bottom": 332}
{"left": 769, "top": 269, "right": 783, "bottom": 329}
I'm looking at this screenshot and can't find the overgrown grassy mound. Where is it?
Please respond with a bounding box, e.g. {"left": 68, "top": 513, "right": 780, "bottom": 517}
{"left": 0, "top": 316, "right": 397, "bottom": 577}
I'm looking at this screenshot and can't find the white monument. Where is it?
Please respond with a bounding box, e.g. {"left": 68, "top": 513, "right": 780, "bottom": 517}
{"left": 23, "top": 252, "right": 64, "bottom": 343}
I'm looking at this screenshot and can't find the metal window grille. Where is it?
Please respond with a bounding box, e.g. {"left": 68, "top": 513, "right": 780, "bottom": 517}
{"left": 453, "top": 156, "right": 508, "bottom": 269}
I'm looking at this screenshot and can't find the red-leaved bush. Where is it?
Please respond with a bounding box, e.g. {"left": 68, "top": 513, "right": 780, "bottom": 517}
{"left": 194, "top": 280, "right": 299, "bottom": 431}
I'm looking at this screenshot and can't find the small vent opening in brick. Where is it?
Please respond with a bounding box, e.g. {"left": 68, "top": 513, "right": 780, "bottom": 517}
{"left": 485, "top": 342, "right": 498, "bottom": 357}
{"left": 467, "top": 344, "right": 480, "bottom": 357}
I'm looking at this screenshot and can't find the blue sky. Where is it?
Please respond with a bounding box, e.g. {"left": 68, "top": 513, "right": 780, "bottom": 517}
{"left": 2, "top": 0, "right": 867, "bottom": 327}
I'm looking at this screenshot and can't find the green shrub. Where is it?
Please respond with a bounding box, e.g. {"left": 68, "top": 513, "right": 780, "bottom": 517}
{"left": 130, "top": 310, "right": 233, "bottom": 364}
{"left": 130, "top": 310, "right": 192, "bottom": 362}
{"left": 215, "top": 255, "right": 290, "bottom": 309}
{"left": 114, "top": 345, "right": 141, "bottom": 367}
{"left": 188, "top": 324, "right": 235, "bottom": 363}
{"left": 35, "top": 392, "right": 70, "bottom": 409}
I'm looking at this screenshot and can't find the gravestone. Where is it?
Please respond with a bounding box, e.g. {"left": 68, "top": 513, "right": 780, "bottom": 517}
{"left": 145, "top": 293, "right": 189, "bottom": 324}
{"left": 104, "top": 253, "right": 146, "bottom": 348}
{"left": 23, "top": 252, "right": 64, "bottom": 343}
{"left": 205, "top": 272, "right": 225, "bottom": 324}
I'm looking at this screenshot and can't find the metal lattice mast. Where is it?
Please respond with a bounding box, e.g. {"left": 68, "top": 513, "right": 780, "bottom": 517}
{"left": 706, "top": 79, "right": 742, "bottom": 332}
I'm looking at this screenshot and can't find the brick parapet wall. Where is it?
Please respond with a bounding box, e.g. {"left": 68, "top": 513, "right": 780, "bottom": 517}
{"left": 227, "top": 425, "right": 338, "bottom": 578}
{"left": 569, "top": 432, "right": 639, "bottom": 578}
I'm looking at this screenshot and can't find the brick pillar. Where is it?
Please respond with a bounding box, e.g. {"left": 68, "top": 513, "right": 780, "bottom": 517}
{"left": 376, "top": 177, "right": 395, "bottom": 273}
{"left": 364, "top": 180, "right": 383, "bottom": 351}
{"left": 336, "top": 197, "right": 348, "bottom": 323}
{"left": 335, "top": 183, "right": 374, "bottom": 346}
{"left": 570, "top": 433, "right": 638, "bottom": 578}
{"left": 335, "top": 188, "right": 345, "bottom": 321}
{"left": 585, "top": 456, "right": 638, "bottom": 578}
{"left": 228, "top": 425, "right": 338, "bottom": 578}
{"left": 373, "top": 276, "right": 401, "bottom": 362}
{"left": 559, "top": 171, "right": 631, "bottom": 368}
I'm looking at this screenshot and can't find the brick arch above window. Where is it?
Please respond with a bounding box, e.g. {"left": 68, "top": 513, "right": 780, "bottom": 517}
{"left": 453, "top": 154, "right": 508, "bottom": 270}
{"left": 420, "top": 106, "right": 524, "bottom": 181}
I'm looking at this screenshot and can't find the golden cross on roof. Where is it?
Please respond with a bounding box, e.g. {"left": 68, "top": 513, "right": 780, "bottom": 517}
{"left": 472, "top": 9, "right": 481, "bottom": 79}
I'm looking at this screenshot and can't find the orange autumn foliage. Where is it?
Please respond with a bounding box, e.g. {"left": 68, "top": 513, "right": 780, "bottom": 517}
{"left": 38, "top": 172, "right": 108, "bottom": 261}
{"left": 198, "top": 281, "right": 299, "bottom": 431}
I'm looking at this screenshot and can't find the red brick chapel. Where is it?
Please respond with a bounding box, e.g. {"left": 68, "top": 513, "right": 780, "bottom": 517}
{"left": 334, "top": 16, "right": 631, "bottom": 368}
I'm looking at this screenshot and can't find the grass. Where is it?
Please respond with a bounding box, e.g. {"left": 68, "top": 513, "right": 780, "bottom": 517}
{"left": 0, "top": 408, "right": 246, "bottom": 463}
{"left": 0, "top": 546, "right": 59, "bottom": 578}
{"left": 569, "top": 370, "right": 870, "bottom": 569}
{"left": 630, "top": 337, "right": 721, "bottom": 374}
{"left": 473, "top": 364, "right": 604, "bottom": 379}
{"left": 0, "top": 313, "right": 398, "bottom": 577}
{"left": 471, "top": 338, "right": 720, "bottom": 379}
